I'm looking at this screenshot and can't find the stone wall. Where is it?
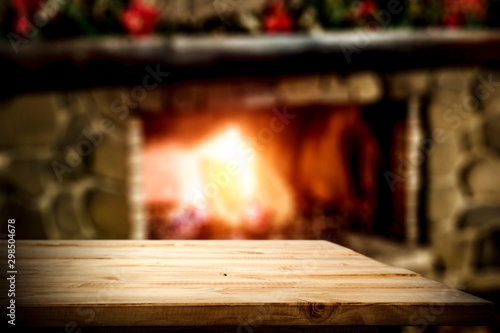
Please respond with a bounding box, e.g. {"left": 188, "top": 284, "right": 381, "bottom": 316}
{"left": 368, "top": 67, "right": 500, "bottom": 294}
{"left": 425, "top": 68, "right": 500, "bottom": 292}
{"left": 0, "top": 88, "right": 130, "bottom": 239}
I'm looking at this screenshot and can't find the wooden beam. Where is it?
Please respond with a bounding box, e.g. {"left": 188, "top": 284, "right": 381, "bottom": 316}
{"left": 1, "top": 31, "right": 500, "bottom": 97}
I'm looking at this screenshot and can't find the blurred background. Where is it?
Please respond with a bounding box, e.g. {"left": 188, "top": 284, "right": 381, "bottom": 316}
{"left": 1, "top": 0, "right": 500, "bottom": 331}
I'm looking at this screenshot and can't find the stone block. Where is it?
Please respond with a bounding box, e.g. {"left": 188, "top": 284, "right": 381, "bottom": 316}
{"left": 427, "top": 98, "right": 476, "bottom": 131}
{"left": 433, "top": 67, "right": 478, "bottom": 94}
{"left": 318, "top": 74, "right": 350, "bottom": 103}
{"left": 427, "top": 131, "right": 459, "bottom": 176}
{"left": 49, "top": 150, "right": 89, "bottom": 183}
{"left": 87, "top": 190, "right": 129, "bottom": 238}
{"left": 90, "top": 86, "right": 131, "bottom": 124}
{"left": 483, "top": 94, "right": 500, "bottom": 117}
{"left": 474, "top": 70, "right": 500, "bottom": 101}
{"left": 54, "top": 193, "right": 80, "bottom": 236}
{"left": 91, "top": 127, "right": 126, "bottom": 180}
{"left": 58, "top": 113, "right": 91, "bottom": 146}
{"left": 388, "top": 70, "right": 430, "bottom": 99}
{"left": 484, "top": 114, "right": 500, "bottom": 153}
{"left": 277, "top": 71, "right": 382, "bottom": 106}
{"left": 426, "top": 187, "right": 459, "bottom": 222}
{"left": 277, "top": 74, "right": 323, "bottom": 106}
{"left": 7, "top": 160, "right": 45, "bottom": 195}
{"left": 466, "top": 158, "right": 500, "bottom": 202}
{"left": 0, "top": 153, "right": 11, "bottom": 175}
{"left": 92, "top": 84, "right": 165, "bottom": 115}
{"left": 427, "top": 101, "right": 453, "bottom": 130}
{"left": 345, "top": 71, "right": 383, "bottom": 104}
{"left": 474, "top": 228, "right": 500, "bottom": 270}
{"left": 0, "top": 92, "right": 60, "bottom": 147}
{"left": 458, "top": 205, "right": 500, "bottom": 229}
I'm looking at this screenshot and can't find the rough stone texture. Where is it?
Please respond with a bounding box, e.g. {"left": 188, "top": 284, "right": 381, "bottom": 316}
{"left": 54, "top": 194, "right": 80, "bottom": 236}
{"left": 474, "top": 229, "right": 500, "bottom": 270}
{"left": 458, "top": 125, "right": 475, "bottom": 152}
{"left": 318, "top": 74, "right": 350, "bottom": 103}
{"left": 458, "top": 206, "right": 500, "bottom": 229}
{"left": 466, "top": 158, "right": 500, "bottom": 202}
{"left": 91, "top": 127, "right": 127, "bottom": 180}
{"left": 277, "top": 74, "right": 323, "bottom": 106}
{"left": 90, "top": 87, "right": 120, "bottom": 112}
{"left": 427, "top": 131, "right": 459, "bottom": 176}
{"left": 388, "top": 70, "right": 430, "bottom": 99}
{"left": 160, "top": 72, "right": 381, "bottom": 114}
{"left": 161, "top": 78, "right": 280, "bottom": 113}
{"left": 0, "top": 153, "right": 10, "bottom": 174}
{"left": 278, "top": 71, "right": 382, "bottom": 106}
{"left": 7, "top": 160, "right": 46, "bottom": 196}
{"left": 476, "top": 70, "right": 500, "bottom": 112}
{"left": 346, "top": 71, "right": 383, "bottom": 104}
{"left": 87, "top": 191, "right": 129, "bottom": 239}
{"left": 484, "top": 94, "right": 500, "bottom": 117}
{"left": 430, "top": 226, "right": 466, "bottom": 270}
{"left": 58, "top": 113, "right": 92, "bottom": 146}
{"left": 50, "top": 148, "right": 90, "bottom": 183}
{"left": 0, "top": 92, "right": 60, "bottom": 147}
{"left": 0, "top": 89, "right": 130, "bottom": 239}
{"left": 484, "top": 114, "right": 500, "bottom": 153}
{"left": 433, "top": 67, "right": 478, "bottom": 93}
{"left": 426, "top": 187, "right": 459, "bottom": 222}
{"left": 419, "top": 67, "right": 500, "bottom": 291}
{"left": 427, "top": 97, "right": 477, "bottom": 132}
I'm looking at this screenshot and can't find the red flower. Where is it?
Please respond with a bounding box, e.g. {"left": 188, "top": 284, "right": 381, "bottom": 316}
{"left": 14, "top": 15, "right": 32, "bottom": 35}
{"left": 442, "top": 0, "right": 486, "bottom": 28}
{"left": 263, "top": 0, "right": 292, "bottom": 33}
{"left": 11, "top": 0, "right": 41, "bottom": 35}
{"left": 120, "top": 0, "right": 159, "bottom": 37}
{"left": 354, "top": 0, "right": 377, "bottom": 21}
{"left": 11, "top": 0, "right": 41, "bottom": 13}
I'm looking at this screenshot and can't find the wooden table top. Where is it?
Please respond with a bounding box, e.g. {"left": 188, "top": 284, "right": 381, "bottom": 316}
{"left": 6, "top": 240, "right": 493, "bottom": 327}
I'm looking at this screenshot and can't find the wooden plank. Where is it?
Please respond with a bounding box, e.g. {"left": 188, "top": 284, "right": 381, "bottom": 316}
{"left": 2, "top": 240, "right": 492, "bottom": 327}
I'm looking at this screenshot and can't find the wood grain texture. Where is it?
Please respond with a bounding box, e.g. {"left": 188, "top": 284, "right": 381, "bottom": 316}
{"left": 2, "top": 240, "right": 492, "bottom": 327}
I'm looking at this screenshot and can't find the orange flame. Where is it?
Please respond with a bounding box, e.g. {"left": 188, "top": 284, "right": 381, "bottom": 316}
{"left": 143, "top": 126, "right": 295, "bottom": 237}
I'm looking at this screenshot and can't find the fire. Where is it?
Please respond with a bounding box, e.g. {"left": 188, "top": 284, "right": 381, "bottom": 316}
{"left": 196, "top": 127, "right": 259, "bottom": 224}
{"left": 143, "top": 126, "right": 295, "bottom": 238}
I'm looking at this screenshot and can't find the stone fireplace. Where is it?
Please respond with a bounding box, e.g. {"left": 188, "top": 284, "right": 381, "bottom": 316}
{"left": 1, "top": 33, "right": 500, "bottom": 306}
{"left": 137, "top": 72, "right": 400, "bottom": 242}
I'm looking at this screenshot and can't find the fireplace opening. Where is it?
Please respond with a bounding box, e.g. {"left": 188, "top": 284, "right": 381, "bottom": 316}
{"left": 136, "top": 83, "right": 408, "bottom": 243}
